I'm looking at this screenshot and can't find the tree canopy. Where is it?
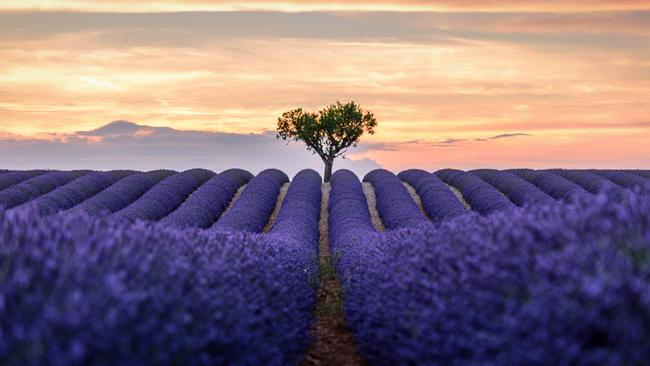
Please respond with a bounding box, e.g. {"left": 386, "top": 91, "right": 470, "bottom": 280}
{"left": 276, "top": 101, "right": 377, "bottom": 181}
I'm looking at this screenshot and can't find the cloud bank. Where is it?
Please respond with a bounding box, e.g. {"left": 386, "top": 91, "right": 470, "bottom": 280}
{"left": 0, "top": 121, "right": 381, "bottom": 177}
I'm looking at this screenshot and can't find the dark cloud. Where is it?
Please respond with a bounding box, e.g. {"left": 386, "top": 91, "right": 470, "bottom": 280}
{"left": 0, "top": 12, "right": 463, "bottom": 46}
{"left": 0, "top": 121, "right": 382, "bottom": 177}
{"left": 399, "top": 134, "right": 530, "bottom": 147}
{"left": 1, "top": 10, "right": 648, "bottom": 50}
{"left": 401, "top": 137, "right": 466, "bottom": 147}
{"left": 475, "top": 133, "right": 531, "bottom": 142}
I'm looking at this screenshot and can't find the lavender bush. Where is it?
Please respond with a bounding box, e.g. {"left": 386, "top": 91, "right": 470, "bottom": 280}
{"left": 0, "top": 207, "right": 319, "bottom": 365}
{"left": 267, "top": 169, "right": 321, "bottom": 242}
{"left": 471, "top": 169, "right": 554, "bottom": 206}
{"left": 593, "top": 170, "right": 650, "bottom": 188}
{"left": 364, "top": 169, "right": 427, "bottom": 229}
{"left": 332, "top": 186, "right": 650, "bottom": 365}
{"left": 211, "top": 169, "right": 289, "bottom": 233}
{"left": 0, "top": 170, "right": 47, "bottom": 191}
{"left": 113, "top": 169, "right": 214, "bottom": 223}
{"left": 219, "top": 168, "right": 255, "bottom": 187}
{"left": 436, "top": 169, "right": 515, "bottom": 215}
{"left": 508, "top": 169, "right": 588, "bottom": 201}
{"left": 19, "top": 171, "right": 135, "bottom": 216}
{"left": 398, "top": 169, "right": 467, "bottom": 223}
{"left": 546, "top": 169, "right": 620, "bottom": 194}
{"left": 626, "top": 170, "right": 650, "bottom": 179}
{"left": 328, "top": 170, "right": 377, "bottom": 248}
{"left": 159, "top": 169, "right": 253, "bottom": 229}
{"left": 0, "top": 171, "right": 90, "bottom": 209}
{"left": 1, "top": 167, "right": 649, "bottom": 365}
{"left": 73, "top": 170, "right": 175, "bottom": 215}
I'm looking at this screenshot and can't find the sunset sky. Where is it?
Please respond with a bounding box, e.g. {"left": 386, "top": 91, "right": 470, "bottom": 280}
{"left": 1, "top": 0, "right": 649, "bottom": 173}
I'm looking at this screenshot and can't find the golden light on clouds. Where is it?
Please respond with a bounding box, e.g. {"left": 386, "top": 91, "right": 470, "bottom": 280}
{"left": 2, "top": 0, "right": 650, "bottom": 12}
{"left": 0, "top": 6, "right": 649, "bottom": 168}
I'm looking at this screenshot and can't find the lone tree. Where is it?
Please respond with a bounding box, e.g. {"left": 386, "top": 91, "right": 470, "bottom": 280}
{"left": 277, "top": 101, "right": 377, "bottom": 182}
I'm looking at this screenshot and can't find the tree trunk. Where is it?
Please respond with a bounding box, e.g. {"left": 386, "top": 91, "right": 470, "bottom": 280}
{"left": 323, "top": 159, "right": 334, "bottom": 182}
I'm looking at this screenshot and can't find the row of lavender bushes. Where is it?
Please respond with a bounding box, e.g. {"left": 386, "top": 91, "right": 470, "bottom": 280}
{"left": 1, "top": 167, "right": 650, "bottom": 364}
{"left": 1, "top": 168, "right": 648, "bottom": 220}
{"left": 333, "top": 168, "right": 650, "bottom": 365}
{"left": 0, "top": 169, "right": 322, "bottom": 365}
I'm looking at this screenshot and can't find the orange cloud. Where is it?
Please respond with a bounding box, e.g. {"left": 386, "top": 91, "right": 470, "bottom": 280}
{"left": 2, "top": 0, "right": 650, "bottom": 13}
{"left": 0, "top": 10, "right": 649, "bottom": 168}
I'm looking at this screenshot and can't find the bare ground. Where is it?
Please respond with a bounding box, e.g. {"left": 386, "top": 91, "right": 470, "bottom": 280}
{"left": 221, "top": 183, "right": 247, "bottom": 215}
{"left": 362, "top": 182, "right": 385, "bottom": 232}
{"left": 263, "top": 183, "right": 289, "bottom": 232}
{"left": 402, "top": 181, "right": 429, "bottom": 219}
{"left": 301, "top": 183, "right": 366, "bottom": 366}
{"left": 446, "top": 183, "right": 472, "bottom": 210}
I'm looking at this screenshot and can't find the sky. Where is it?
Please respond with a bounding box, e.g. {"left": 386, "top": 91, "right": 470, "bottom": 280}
{"left": 1, "top": 0, "right": 649, "bottom": 174}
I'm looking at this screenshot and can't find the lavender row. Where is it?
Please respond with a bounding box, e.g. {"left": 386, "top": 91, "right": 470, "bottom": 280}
{"left": 471, "top": 169, "right": 554, "bottom": 206}
{"left": 507, "top": 169, "right": 588, "bottom": 201}
{"left": 328, "top": 170, "right": 377, "bottom": 248}
{"left": 21, "top": 171, "right": 135, "bottom": 216}
{"left": 263, "top": 170, "right": 323, "bottom": 353}
{"left": 261, "top": 169, "right": 323, "bottom": 363}
{"left": 326, "top": 170, "right": 381, "bottom": 364}
{"left": 219, "top": 168, "right": 255, "bottom": 187}
{"left": 545, "top": 169, "right": 620, "bottom": 194}
{"left": 363, "top": 169, "right": 427, "bottom": 229}
{"left": 211, "top": 169, "right": 288, "bottom": 233}
{"left": 0, "top": 207, "right": 320, "bottom": 365}
{"left": 0, "top": 170, "right": 90, "bottom": 209}
{"left": 113, "top": 169, "right": 214, "bottom": 223}
{"left": 159, "top": 169, "right": 253, "bottom": 229}
{"left": 0, "top": 170, "right": 48, "bottom": 191}
{"left": 398, "top": 169, "right": 467, "bottom": 223}
{"left": 334, "top": 187, "right": 650, "bottom": 365}
{"left": 73, "top": 170, "right": 175, "bottom": 215}
{"left": 593, "top": 170, "right": 650, "bottom": 189}
{"left": 267, "top": 169, "right": 322, "bottom": 243}
{"left": 626, "top": 170, "right": 650, "bottom": 179}
{"left": 436, "top": 169, "right": 516, "bottom": 215}
{"left": 327, "top": 169, "right": 381, "bottom": 346}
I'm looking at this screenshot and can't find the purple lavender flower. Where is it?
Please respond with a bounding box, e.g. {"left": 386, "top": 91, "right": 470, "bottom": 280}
{"left": 437, "top": 169, "right": 516, "bottom": 214}
{"left": 113, "top": 169, "right": 214, "bottom": 223}
{"left": 159, "top": 169, "right": 253, "bottom": 228}
{"left": 399, "top": 169, "right": 468, "bottom": 223}
{"left": 0, "top": 170, "right": 48, "bottom": 191}
{"left": 331, "top": 185, "right": 650, "bottom": 365}
{"left": 73, "top": 170, "right": 175, "bottom": 215}
{"left": 507, "top": 168, "right": 589, "bottom": 201}
{"left": 211, "top": 169, "right": 288, "bottom": 233}
{"left": 364, "top": 169, "right": 427, "bottom": 229}
{"left": 18, "top": 171, "right": 136, "bottom": 216}
{"left": 0, "top": 170, "right": 90, "bottom": 209}
{"left": 471, "top": 168, "right": 554, "bottom": 206}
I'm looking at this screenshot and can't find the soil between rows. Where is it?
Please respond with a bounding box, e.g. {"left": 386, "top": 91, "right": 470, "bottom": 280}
{"left": 300, "top": 183, "right": 366, "bottom": 366}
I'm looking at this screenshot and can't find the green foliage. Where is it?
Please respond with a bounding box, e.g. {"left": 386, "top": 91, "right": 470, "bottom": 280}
{"left": 276, "top": 101, "right": 377, "bottom": 162}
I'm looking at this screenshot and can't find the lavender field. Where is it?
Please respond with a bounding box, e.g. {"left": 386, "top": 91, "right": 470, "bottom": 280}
{"left": 1, "top": 168, "right": 649, "bottom": 365}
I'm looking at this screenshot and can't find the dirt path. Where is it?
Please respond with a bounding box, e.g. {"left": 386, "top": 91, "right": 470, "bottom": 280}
{"left": 263, "top": 183, "right": 289, "bottom": 232}
{"left": 446, "top": 183, "right": 472, "bottom": 210}
{"left": 220, "top": 183, "right": 247, "bottom": 216}
{"left": 402, "top": 182, "right": 429, "bottom": 219}
{"left": 362, "top": 182, "right": 385, "bottom": 232}
{"left": 301, "top": 183, "right": 366, "bottom": 366}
